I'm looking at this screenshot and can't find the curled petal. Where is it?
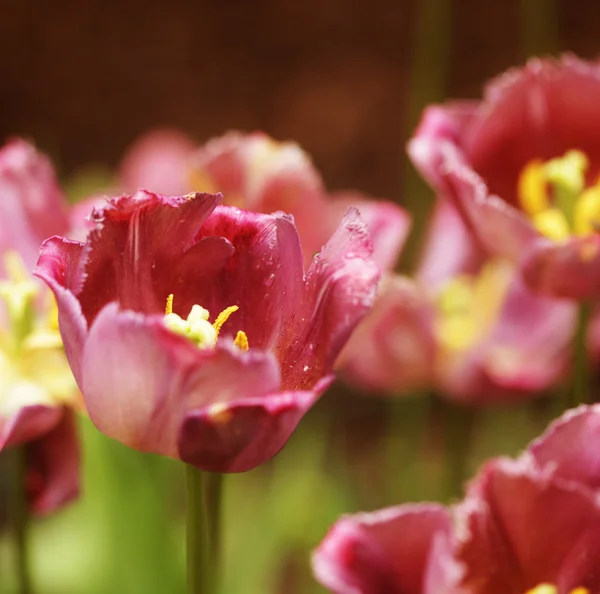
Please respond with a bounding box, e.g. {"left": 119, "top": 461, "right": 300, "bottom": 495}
{"left": 280, "top": 208, "right": 380, "bottom": 390}
{"left": 35, "top": 237, "right": 89, "bottom": 386}
{"left": 329, "top": 193, "right": 411, "bottom": 271}
{"left": 178, "top": 376, "right": 331, "bottom": 473}
{"left": 528, "top": 404, "right": 600, "bottom": 490}
{"left": 312, "top": 503, "right": 453, "bottom": 594}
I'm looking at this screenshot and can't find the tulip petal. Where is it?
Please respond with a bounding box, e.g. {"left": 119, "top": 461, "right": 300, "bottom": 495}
{"left": 35, "top": 236, "right": 89, "bottom": 386}
{"left": 195, "top": 205, "right": 305, "bottom": 351}
{"left": 456, "top": 457, "right": 600, "bottom": 593}
{"left": 0, "top": 404, "right": 62, "bottom": 450}
{"left": 328, "top": 193, "right": 410, "bottom": 272}
{"left": 280, "top": 208, "right": 380, "bottom": 390}
{"left": 26, "top": 410, "right": 79, "bottom": 515}
{"left": 0, "top": 139, "right": 69, "bottom": 271}
{"left": 338, "top": 275, "right": 436, "bottom": 394}
{"left": 178, "top": 376, "right": 330, "bottom": 473}
{"left": 312, "top": 503, "right": 453, "bottom": 594}
{"left": 528, "top": 404, "right": 600, "bottom": 490}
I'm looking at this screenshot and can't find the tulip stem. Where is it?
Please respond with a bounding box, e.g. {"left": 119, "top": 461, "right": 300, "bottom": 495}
{"left": 206, "top": 472, "right": 223, "bottom": 580}
{"left": 185, "top": 465, "right": 212, "bottom": 594}
{"left": 572, "top": 302, "right": 592, "bottom": 407}
{"left": 10, "top": 447, "right": 33, "bottom": 594}
{"left": 440, "top": 399, "right": 476, "bottom": 502}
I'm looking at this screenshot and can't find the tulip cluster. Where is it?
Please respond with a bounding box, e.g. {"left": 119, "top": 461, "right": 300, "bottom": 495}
{"left": 3, "top": 51, "right": 600, "bottom": 594}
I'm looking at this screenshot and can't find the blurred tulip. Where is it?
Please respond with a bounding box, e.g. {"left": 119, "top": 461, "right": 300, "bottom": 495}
{"left": 36, "top": 190, "right": 380, "bottom": 472}
{"left": 313, "top": 404, "right": 600, "bottom": 593}
{"left": 0, "top": 140, "right": 82, "bottom": 514}
{"left": 120, "top": 129, "right": 410, "bottom": 270}
{"left": 338, "top": 201, "right": 576, "bottom": 403}
{"left": 408, "top": 54, "right": 600, "bottom": 300}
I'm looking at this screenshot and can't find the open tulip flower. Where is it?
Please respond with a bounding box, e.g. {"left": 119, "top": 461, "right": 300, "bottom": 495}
{"left": 35, "top": 190, "right": 379, "bottom": 472}
{"left": 313, "top": 404, "right": 600, "bottom": 594}
{"left": 0, "top": 139, "right": 82, "bottom": 514}
{"left": 120, "top": 129, "right": 410, "bottom": 271}
{"left": 408, "top": 54, "right": 600, "bottom": 300}
{"left": 338, "top": 201, "right": 576, "bottom": 403}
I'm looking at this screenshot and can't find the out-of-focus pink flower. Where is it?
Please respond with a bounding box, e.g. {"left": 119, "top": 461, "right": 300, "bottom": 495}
{"left": 0, "top": 140, "right": 81, "bottom": 515}
{"left": 120, "top": 130, "right": 410, "bottom": 271}
{"left": 119, "top": 128, "right": 198, "bottom": 197}
{"left": 313, "top": 404, "right": 600, "bottom": 594}
{"left": 338, "top": 201, "right": 576, "bottom": 403}
{"left": 409, "top": 55, "right": 600, "bottom": 300}
{"left": 35, "top": 190, "right": 379, "bottom": 472}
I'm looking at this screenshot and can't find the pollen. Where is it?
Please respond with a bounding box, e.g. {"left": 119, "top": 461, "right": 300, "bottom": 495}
{"left": 163, "top": 294, "right": 249, "bottom": 351}
{"left": 518, "top": 150, "right": 600, "bottom": 242}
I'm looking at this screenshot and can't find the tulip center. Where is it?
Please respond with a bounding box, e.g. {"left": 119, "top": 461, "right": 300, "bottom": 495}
{"left": 0, "top": 251, "right": 78, "bottom": 416}
{"left": 518, "top": 150, "right": 600, "bottom": 241}
{"left": 525, "top": 585, "right": 588, "bottom": 594}
{"left": 434, "top": 260, "right": 511, "bottom": 353}
{"left": 163, "top": 294, "right": 249, "bottom": 351}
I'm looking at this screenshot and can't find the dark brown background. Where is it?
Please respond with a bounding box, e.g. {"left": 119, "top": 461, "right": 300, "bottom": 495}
{"left": 0, "top": 0, "right": 597, "bottom": 201}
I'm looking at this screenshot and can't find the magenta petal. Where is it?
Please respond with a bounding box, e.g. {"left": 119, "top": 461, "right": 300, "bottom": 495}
{"left": 456, "top": 458, "right": 600, "bottom": 593}
{"left": 178, "top": 377, "right": 330, "bottom": 473}
{"left": 312, "top": 503, "right": 452, "bottom": 594}
{"left": 76, "top": 191, "right": 224, "bottom": 321}
{"left": 26, "top": 410, "right": 79, "bottom": 515}
{"left": 35, "top": 237, "right": 89, "bottom": 386}
{"left": 528, "top": 404, "right": 600, "bottom": 491}
{"left": 280, "top": 208, "right": 380, "bottom": 390}
{"left": 196, "top": 206, "right": 305, "bottom": 351}
{"left": 81, "top": 303, "right": 281, "bottom": 460}
{"left": 0, "top": 139, "right": 69, "bottom": 270}
{"left": 0, "top": 405, "right": 62, "bottom": 449}
{"left": 338, "top": 275, "right": 436, "bottom": 394}
{"left": 329, "top": 193, "right": 411, "bottom": 271}
{"left": 479, "top": 273, "right": 575, "bottom": 392}
{"left": 520, "top": 235, "right": 600, "bottom": 299}
{"left": 416, "top": 200, "right": 483, "bottom": 291}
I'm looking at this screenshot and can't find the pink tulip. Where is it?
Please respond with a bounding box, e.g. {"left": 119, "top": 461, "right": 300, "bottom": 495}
{"left": 408, "top": 55, "right": 600, "bottom": 300}
{"left": 35, "top": 190, "right": 379, "bottom": 472}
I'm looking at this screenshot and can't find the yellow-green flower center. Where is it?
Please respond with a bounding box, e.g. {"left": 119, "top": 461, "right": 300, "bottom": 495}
{"left": 163, "top": 294, "right": 248, "bottom": 351}
{"left": 518, "top": 149, "right": 600, "bottom": 241}
{"left": 525, "top": 585, "right": 588, "bottom": 594}
{"left": 434, "top": 260, "right": 512, "bottom": 353}
{"left": 0, "top": 251, "right": 78, "bottom": 416}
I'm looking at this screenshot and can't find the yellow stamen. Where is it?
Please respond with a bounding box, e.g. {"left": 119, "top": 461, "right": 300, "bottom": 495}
{"left": 165, "top": 293, "right": 174, "bottom": 315}
{"left": 574, "top": 184, "right": 600, "bottom": 236}
{"left": 518, "top": 159, "right": 548, "bottom": 216}
{"left": 212, "top": 305, "right": 239, "bottom": 336}
{"left": 525, "top": 586, "right": 588, "bottom": 594}
{"left": 163, "top": 295, "right": 248, "bottom": 350}
{"left": 532, "top": 208, "right": 571, "bottom": 241}
{"left": 234, "top": 330, "right": 249, "bottom": 351}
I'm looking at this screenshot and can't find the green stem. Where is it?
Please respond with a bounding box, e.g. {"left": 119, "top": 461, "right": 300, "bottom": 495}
{"left": 571, "top": 302, "right": 592, "bottom": 407}
{"left": 205, "top": 472, "right": 223, "bottom": 580}
{"left": 10, "top": 447, "right": 33, "bottom": 594}
{"left": 185, "top": 465, "right": 212, "bottom": 594}
{"left": 519, "top": 0, "right": 558, "bottom": 59}
{"left": 439, "top": 399, "right": 477, "bottom": 502}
